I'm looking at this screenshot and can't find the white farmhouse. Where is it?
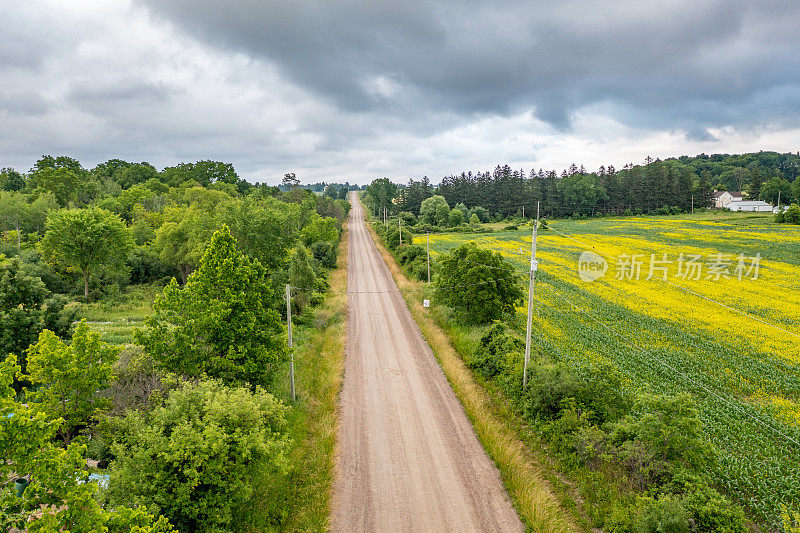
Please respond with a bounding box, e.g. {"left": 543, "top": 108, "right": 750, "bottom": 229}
{"left": 713, "top": 191, "right": 743, "bottom": 208}
{"left": 726, "top": 200, "right": 774, "bottom": 212}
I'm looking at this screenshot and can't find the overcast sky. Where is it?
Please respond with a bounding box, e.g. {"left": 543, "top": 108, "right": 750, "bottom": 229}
{"left": 2, "top": 0, "right": 799, "bottom": 184}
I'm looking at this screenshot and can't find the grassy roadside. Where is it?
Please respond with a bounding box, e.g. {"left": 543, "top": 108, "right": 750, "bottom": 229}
{"left": 363, "top": 211, "right": 580, "bottom": 533}
{"left": 252, "top": 225, "right": 348, "bottom": 531}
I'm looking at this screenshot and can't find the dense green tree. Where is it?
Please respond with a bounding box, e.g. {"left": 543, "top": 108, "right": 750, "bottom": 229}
{"left": 26, "top": 321, "right": 118, "bottom": 445}
{"left": 364, "top": 178, "right": 398, "bottom": 216}
{"left": 217, "top": 197, "right": 296, "bottom": 272}
{"left": 695, "top": 171, "right": 714, "bottom": 208}
{"left": 138, "top": 226, "right": 287, "bottom": 387}
{"left": 161, "top": 160, "right": 238, "bottom": 187}
{"left": 419, "top": 195, "right": 450, "bottom": 225}
{"left": 43, "top": 207, "right": 133, "bottom": 298}
{"left": 0, "top": 255, "right": 74, "bottom": 377}
{"left": 107, "top": 379, "right": 287, "bottom": 532}
{"left": 288, "top": 245, "right": 316, "bottom": 313}
{"left": 435, "top": 242, "right": 523, "bottom": 324}
{"left": 675, "top": 168, "right": 695, "bottom": 212}
{"left": 449, "top": 208, "right": 465, "bottom": 226}
{"left": 759, "top": 176, "right": 792, "bottom": 205}
{"left": 747, "top": 167, "right": 762, "bottom": 199}
{"left": 0, "top": 167, "right": 25, "bottom": 191}
{"left": 0, "top": 191, "right": 28, "bottom": 250}
{"left": 301, "top": 216, "right": 340, "bottom": 246}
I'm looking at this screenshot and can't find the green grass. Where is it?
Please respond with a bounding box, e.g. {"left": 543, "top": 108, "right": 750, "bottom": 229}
{"left": 246, "top": 229, "right": 348, "bottom": 532}
{"left": 69, "top": 284, "right": 158, "bottom": 345}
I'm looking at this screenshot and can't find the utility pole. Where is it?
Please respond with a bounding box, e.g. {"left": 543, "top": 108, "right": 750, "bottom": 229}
{"left": 523, "top": 202, "right": 540, "bottom": 388}
{"left": 399, "top": 216, "right": 402, "bottom": 246}
{"left": 522, "top": 206, "right": 524, "bottom": 219}
{"left": 384, "top": 206, "right": 387, "bottom": 229}
{"left": 778, "top": 190, "right": 781, "bottom": 211}
{"left": 285, "top": 284, "right": 295, "bottom": 402}
{"left": 426, "top": 231, "right": 431, "bottom": 285}
{"left": 691, "top": 195, "right": 694, "bottom": 214}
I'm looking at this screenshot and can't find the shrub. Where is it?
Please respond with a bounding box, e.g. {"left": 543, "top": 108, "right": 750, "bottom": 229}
{"left": 469, "top": 321, "right": 523, "bottom": 378}
{"left": 384, "top": 226, "right": 414, "bottom": 249}
{"left": 636, "top": 496, "right": 691, "bottom": 533}
{"left": 127, "top": 246, "right": 178, "bottom": 285}
{"left": 310, "top": 240, "right": 337, "bottom": 269}
{"left": 26, "top": 320, "right": 118, "bottom": 445}
{"left": 613, "top": 393, "right": 710, "bottom": 489}
{"left": 397, "top": 244, "right": 426, "bottom": 266}
{"left": 107, "top": 379, "right": 289, "bottom": 532}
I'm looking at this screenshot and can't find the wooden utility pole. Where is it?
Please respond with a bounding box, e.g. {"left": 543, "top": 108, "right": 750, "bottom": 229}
{"left": 286, "top": 284, "right": 295, "bottom": 402}
{"left": 399, "top": 216, "right": 402, "bottom": 246}
{"left": 691, "top": 195, "right": 694, "bottom": 214}
{"left": 523, "top": 202, "right": 540, "bottom": 388}
{"left": 426, "top": 232, "right": 431, "bottom": 285}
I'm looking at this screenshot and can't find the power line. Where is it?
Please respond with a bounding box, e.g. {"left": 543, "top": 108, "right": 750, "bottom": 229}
{"left": 289, "top": 277, "right": 510, "bottom": 295}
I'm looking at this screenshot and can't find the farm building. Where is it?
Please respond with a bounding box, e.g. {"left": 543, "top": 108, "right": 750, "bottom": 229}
{"left": 713, "top": 190, "right": 743, "bottom": 208}
{"left": 726, "top": 200, "right": 774, "bottom": 212}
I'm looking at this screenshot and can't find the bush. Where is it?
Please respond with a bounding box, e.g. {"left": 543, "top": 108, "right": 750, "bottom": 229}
{"left": 384, "top": 225, "right": 414, "bottom": 249}
{"left": 662, "top": 470, "right": 746, "bottom": 532}
{"left": 310, "top": 240, "right": 337, "bottom": 269}
{"left": 107, "top": 379, "right": 289, "bottom": 532}
{"left": 397, "top": 244, "right": 426, "bottom": 265}
{"left": 636, "top": 496, "right": 691, "bottom": 533}
{"left": 127, "top": 246, "right": 178, "bottom": 285}
{"left": 613, "top": 393, "right": 710, "bottom": 489}
{"left": 469, "top": 321, "right": 523, "bottom": 378}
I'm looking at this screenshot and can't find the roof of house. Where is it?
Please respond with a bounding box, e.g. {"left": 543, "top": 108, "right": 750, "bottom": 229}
{"left": 713, "top": 191, "right": 743, "bottom": 199}
{"left": 728, "top": 200, "right": 772, "bottom": 206}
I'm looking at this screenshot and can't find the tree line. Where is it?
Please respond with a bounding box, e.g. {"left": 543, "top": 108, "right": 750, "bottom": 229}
{"left": 366, "top": 151, "right": 800, "bottom": 220}
{"left": 0, "top": 154, "right": 351, "bottom": 530}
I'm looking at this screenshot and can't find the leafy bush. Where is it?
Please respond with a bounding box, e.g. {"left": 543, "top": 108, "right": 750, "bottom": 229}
{"left": 0, "top": 354, "right": 171, "bottom": 532}
{"left": 384, "top": 225, "right": 414, "bottom": 249}
{"left": 613, "top": 393, "right": 710, "bottom": 489}
{"left": 127, "top": 246, "right": 178, "bottom": 285}
{"left": 636, "top": 496, "right": 691, "bottom": 533}
{"left": 0, "top": 255, "right": 75, "bottom": 378}
{"left": 310, "top": 240, "right": 337, "bottom": 269}
{"left": 301, "top": 216, "right": 340, "bottom": 246}
{"left": 107, "top": 379, "right": 289, "bottom": 532}
{"left": 26, "top": 320, "right": 118, "bottom": 445}
{"left": 469, "top": 321, "right": 523, "bottom": 378}
{"left": 397, "top": 244, "right": 426, "bottom": 266}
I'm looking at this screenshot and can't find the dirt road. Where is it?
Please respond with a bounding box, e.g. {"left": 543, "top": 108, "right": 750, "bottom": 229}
{"left": 332, "top": 194, "right": 523, "bottom": 532}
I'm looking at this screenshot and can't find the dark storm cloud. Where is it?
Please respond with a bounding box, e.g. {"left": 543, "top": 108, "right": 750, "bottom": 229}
{"left": 136, "top": 0, "right": 800, "bottom": 130}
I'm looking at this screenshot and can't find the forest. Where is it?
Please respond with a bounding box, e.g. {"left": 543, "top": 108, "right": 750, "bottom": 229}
{"left": 387, "top": 151, "right": 800, "bottom": 219}
{"left": 0, "top": 155, "right": 350, "bottom": 531}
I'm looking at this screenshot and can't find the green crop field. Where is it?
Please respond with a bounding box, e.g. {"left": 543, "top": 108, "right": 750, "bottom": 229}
{"left": 427, "top": 212, "right": 800, "bottom": 525}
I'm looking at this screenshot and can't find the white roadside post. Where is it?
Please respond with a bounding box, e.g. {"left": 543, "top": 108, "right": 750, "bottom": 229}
{"left": 523, "top": 202, "right": 540, "bottom": 388}
{"left": 286, "top": 284, "right": 296, "bottom": 402}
